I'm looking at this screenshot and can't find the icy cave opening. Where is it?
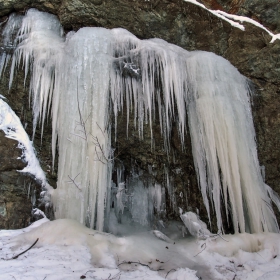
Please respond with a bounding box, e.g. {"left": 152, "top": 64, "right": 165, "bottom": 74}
{"left": 1, "top": 9, "right": 280, "bottom": 234}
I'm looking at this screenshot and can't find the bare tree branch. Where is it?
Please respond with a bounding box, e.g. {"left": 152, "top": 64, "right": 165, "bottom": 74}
{"left": 209, "top": 232, "right": 229, "bottom": 242}
{"left": 194, "top": 242, "right": 206, "bottom": 257}
{"left": 10, "top": 238, "right": 39, "bottom": 260}
{"left": 165, "top": 268, "right": 176, "bottom": 278}
{"left": 67, "top": 173, "right": 82, "bottom": 191}
{"left": 70, "top": 132, "right": 87, "bottom": 141}
{"left": 76, "top": 86, "right": 88, "bottom": 142}
{"left": 96, "top": 121, "right": 106, "bottom": 137}
{"left": 118, "top": 260, "right": 163, "bottom": 271}
{"left": 72, "top": 80, "right": 120, "bottom": 166}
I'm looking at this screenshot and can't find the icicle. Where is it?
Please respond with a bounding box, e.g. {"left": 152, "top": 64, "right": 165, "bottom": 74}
{"left": 110, "top": 29, "right": 190, "bottom": 151}
{"left": 186, "top": 51, "right": 279, "bottom": 233}
{"left": 164, "top": 166, "right": 176, "bottom": 211}
{"left": 110, "top": 34, "right": 280, "bottom": 233}
{"left": 0, "top": 13, "right": 23, "bottom": 78}
{"left": 6, "top": 10, "right": 113, "bottom": 231}
{"left": 116, "top": 182, "right": 126, "bottom": 215}
{"left": 154, "top": 183, "right": 163, "bottom": 213}
{"left": 260, "top": 165, "right": 266, "bottom": 181}
{"left": 8, "top": 9, "right": 64, "bottom": 141}
{"left": 4, "top": 9, "right": 280, "bottom": 234}
{"left": 52, "top": 27, "right": 114, "bottom": 231}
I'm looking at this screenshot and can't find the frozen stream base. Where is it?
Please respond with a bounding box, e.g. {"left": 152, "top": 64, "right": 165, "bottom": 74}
{"left": 1, "top": 219, "right": 280, "bottom": 280}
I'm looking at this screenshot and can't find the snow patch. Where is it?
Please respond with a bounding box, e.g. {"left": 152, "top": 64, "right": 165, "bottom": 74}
{"left": 0, "top": 99, "right": 47, "bottom": 185}
{"left": 1, "top": 220, "right": 280, "bottom": 279}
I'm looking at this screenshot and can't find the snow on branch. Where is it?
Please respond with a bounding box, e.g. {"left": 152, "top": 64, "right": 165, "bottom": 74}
{"left": 184, "top": 0, "right": 280, "bottom": 43}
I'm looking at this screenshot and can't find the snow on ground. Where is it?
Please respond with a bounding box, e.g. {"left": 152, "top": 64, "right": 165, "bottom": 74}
{"left": 184, "top": 0, "right": 280, "bottom": 43}
{"left": 0, "top": 219, "right": 199, "bottom": 280}
{"left": 1, "top": 219, "right": 280, "bottom": 280}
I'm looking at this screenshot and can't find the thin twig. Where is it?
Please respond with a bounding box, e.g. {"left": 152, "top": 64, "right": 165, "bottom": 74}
{"left": 102, "top": 272, "right": 121, "bottom": 280}
{"left": 76, "top": 86, "right": 88, "bottom": 142}
{"left": 67, "top": 174, "right": 81, "bottom": 191}
{"left": 226, "top": 268, "right": 235, "bottom": 273}
{"left": 118, "top": 260, "right": 163, "bottom": 271}
{"left": 74, "top": 80, "right": 119, "bottom": 165}
{"left": 110, "top": 148, "right": 123, "bottom": 162}
{"left": 110, "top": 272, "right": 121, "bottom": 280}
{"left": 85, "top": 270, "right": 95, "bottom": 275}
{"left": 96, "top": 122, "right": 105, "bottom": 137}
{"left": 94, "top": 146, "right": 107, "bottom": 164}
{"left": 92, "top": 135, "right": 108, "bottom": 162}
{"left": 165, "top": 268, "right": 176, "bottom": 278}
{"left": 212, "top": 232, "right": 228, "bottom": 242}
{"left": 0, "top": 17, "right": 8, "bottom": 26}
{"left": 91, "top": 134, "right": 121, "bottom": 163}
{"left": 70, "top": 132, "right": 86, "bottom": 141}
{"left": 194, "top": 242, "right": 206, "bottom": 257}
{"left": 10, "top": 238, "right": 39, "bottom": 260}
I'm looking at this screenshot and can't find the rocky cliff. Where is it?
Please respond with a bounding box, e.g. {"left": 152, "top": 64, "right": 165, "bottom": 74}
{"left": 0, "top": 0, "right": 279, "bottom": 231}
{"left": 198, "top": 0, "right": 280, "bottom": 33}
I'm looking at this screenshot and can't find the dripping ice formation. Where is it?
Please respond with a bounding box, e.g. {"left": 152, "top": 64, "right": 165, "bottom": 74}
{"left": 1, "top": 11, "right": 113, "bottom": 231}
{"left": 2, "top": 9, "right": 280, "bottom": 233}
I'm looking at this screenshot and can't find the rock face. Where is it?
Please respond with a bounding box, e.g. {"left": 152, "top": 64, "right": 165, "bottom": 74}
{"left": 0, "top": 131, "right": 37, "bottom": 229}
{"left": 0, "top": 0, "right": 279, "bottom": 230}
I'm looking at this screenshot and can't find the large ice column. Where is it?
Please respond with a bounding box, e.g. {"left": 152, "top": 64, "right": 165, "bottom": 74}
{"left": 186, "top": 51, "right": 280, "bottom": 233}
{"left": 6, "top": 9, "right": 113, "bottom": 231}
{"left": 53, "top": 27, "right": 113, "bottom": 231}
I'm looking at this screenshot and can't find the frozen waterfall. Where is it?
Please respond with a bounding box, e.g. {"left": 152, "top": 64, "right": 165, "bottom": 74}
{"left": 1, "top": 9, "right": 280, "bottom": 233}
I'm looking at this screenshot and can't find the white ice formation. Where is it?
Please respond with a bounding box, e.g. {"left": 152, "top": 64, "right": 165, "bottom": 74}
{"left": 0, "top": 13, "right": 23, "bottom": 78}
{"left": 1, "top": 9, "right": 280, "bottom": 233}
{"left": 0, "top": 99, "right": 47, "bottom": 184}
{"left": 180, "top": 210, "right": 211, "bottom": 239}
{"left": 108, "top": 165, "right": 166, "bottom": 234}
